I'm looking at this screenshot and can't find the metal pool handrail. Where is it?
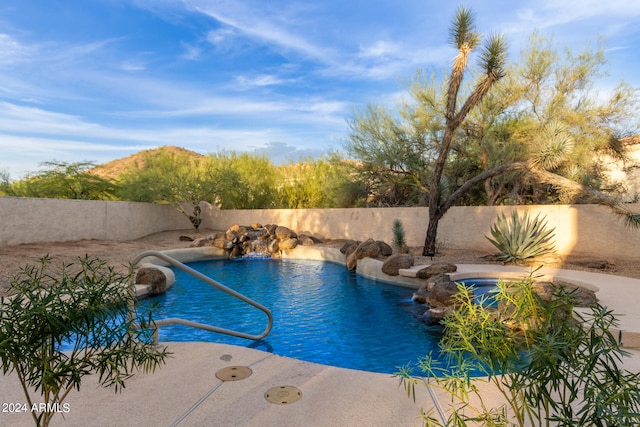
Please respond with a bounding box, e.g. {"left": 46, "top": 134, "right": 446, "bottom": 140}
{"left": 129, "top": 250, "right": 273, "bottom": 343}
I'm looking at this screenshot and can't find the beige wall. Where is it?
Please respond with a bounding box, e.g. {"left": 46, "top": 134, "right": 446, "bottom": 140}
{"left": 0, "top": 197, "right": 188, "bottom": 246}
{"left": 1, "top": 198, "right": 638, "bottom": 260}
{"left": 203, "top": 203, "right": 640, "bottom": 260}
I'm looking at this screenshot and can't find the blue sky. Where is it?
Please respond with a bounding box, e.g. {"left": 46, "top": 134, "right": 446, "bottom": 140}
{"left": 1, "top": 0, "right": 639, "bottom": 179}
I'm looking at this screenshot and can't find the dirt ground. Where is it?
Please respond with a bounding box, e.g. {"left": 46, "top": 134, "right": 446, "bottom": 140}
{"left": 1, "top": 228, "right": 639, "bottom": 297}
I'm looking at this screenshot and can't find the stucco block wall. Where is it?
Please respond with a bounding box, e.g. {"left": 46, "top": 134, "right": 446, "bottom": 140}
{"left": 203, "top": 203, "right": 640, "bottom": 260}
{"left": 0, "top": 197, "right": 187, "bottom": 246}
{"left": 1, "top": 198, "right": 638, "bottom": 260}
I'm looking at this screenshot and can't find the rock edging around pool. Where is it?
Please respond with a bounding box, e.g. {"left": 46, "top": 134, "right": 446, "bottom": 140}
{"left": 134, "top": 245, "right": 600, "bottom": 294}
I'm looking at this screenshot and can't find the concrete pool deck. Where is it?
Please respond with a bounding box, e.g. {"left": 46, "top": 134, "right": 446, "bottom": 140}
{"left": 2, "top": 256, "right": 640, "bottom": 426}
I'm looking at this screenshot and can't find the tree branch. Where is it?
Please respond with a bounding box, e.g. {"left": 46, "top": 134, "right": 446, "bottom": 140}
{"left": 442, "top": 162, "right": 529, "bottom": 212}
{"left": 440, "top": 161, "right": 640, "bottom": 229}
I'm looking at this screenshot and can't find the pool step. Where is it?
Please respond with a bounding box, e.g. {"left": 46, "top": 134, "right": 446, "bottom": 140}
{"left": 398, "top": 265, "right": 430, "bottom": 278}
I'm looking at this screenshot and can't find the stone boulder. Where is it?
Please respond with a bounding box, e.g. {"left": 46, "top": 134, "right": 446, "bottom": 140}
{"left": 531, "top": 281, "right": 598, "bottom": 307}
{"left": 376, "top": 241, "right": 393, "bottom": 257}
{"left": 226, "top": 229, "right": 239, "bottom": 241}
{"left": 411, "top": 273, "right": 459, "bottom": 322}
{"left": 412, "top": 284, "right": 429, "bottom": 304}
{"left": 416, "top": 263, "right": 457, "bottom": 279}
{"left": 189, "top": 237, "right": 209, "bottom": 247}
{"left": 298, "top": 233, "right": 323, "bottom": 245}
{"left": 189, "top": 222, "right": 325, "bottom": 258}
{"left": 346, "top": 239, "right": 381, "bottom": 270}
{"left": 298, "top": 235, "right": 315, "bottom": 246}
{"left": 301, "top": 231, "right": 325, "bottom": 241}
{"left": 427, "top": 278, "right": 462, "bottom": 309}
{"left": 135, "top": 264, "right": 175, "bottom": 295}
{"left": 264, "top": 223, "right": 278, "bottom": 236}
{"left": 229, "top": 245, "right": 244, "bottom": 259}
{"left": 213, "top": 235, "right": 233, "bottom": 250}
{"left": 268, "top": 239, "right": 280, "bottom": 253}
{"left": 355, "top": 238, "right": 381, "bottom": 259}
{"left": 189, "top": 233, "right": 221, "bottom": 247}
{"left": 381, "top": 254, "right": 414, "bottom": 276}
{"left": 340, "top": 240, "right": 360, "bottom": 256}
{"left": 279, "top": 237, "right": 299, "bottom": 250}
{"left": 275, "top": 226, "right": 297, "bottom": 240}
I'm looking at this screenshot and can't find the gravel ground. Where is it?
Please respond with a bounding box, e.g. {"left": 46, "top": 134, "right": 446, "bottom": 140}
{"left": 1, "top": 228, "right": 638, "bottom": 297}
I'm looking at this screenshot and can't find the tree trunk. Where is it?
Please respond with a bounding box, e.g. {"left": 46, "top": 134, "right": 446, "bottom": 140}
{"left": 422, "top": 207, "right": 441, "bottom": 256}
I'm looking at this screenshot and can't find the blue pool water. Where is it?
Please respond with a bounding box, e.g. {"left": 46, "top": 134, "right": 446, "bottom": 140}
{"left": 137, "top": 258, "right": 446, "bottom": 374}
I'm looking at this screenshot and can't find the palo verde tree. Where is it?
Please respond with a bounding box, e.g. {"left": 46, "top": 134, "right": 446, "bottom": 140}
{"left": 276, "top": 153, "right": 366, "bottom": 208}
{"left": 1, "top": 161, "right": 117, "bottom": 200}
{"left": 346, "top": 7, "right": 640, "bottom": 256}
{"left": 117, "top": 148, "right": 213, "bottom": 229}
{"left": 0, "top": 169, "right": 12, "bottom": 195}
{"left": 470, "top": 31, "right": 639, "bottom": 206}
{"left": 204, "top": 151, "right": 278, "bottom": 209}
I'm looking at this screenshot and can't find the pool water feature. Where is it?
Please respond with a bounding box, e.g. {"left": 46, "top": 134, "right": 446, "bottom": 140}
{"left": 137, "top": 258, "right": 445, "bottom": 374}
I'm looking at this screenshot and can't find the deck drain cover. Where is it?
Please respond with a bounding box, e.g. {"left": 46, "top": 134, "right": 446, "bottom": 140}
{"left": 215, "top": 366, "right": 252, "bottom": 381}
{"left": 264, "top": 386, "right": 302, "bottom": 404}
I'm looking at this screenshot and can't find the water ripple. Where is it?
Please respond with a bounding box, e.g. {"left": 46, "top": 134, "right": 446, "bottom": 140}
{"left": 138, "top": 259, "right": 444, "bottom": 374}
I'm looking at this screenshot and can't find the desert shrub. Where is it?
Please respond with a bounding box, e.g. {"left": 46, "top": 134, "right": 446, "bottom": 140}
{"left": 0, "top": 256, "right": 169, "bottom": 427}
{"left": 397, "top": 271, "right": 640, "bottom": 426}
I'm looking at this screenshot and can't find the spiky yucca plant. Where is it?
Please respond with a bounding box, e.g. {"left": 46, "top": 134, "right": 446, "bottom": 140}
{"left": 486, "top": 210, "right": 556, "bottom": 262}
{"left": 392, "top": 219, "right": 407, "bottom": 248}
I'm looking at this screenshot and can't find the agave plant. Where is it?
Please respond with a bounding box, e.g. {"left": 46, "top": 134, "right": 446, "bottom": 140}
{"left": 486, "top": 210, "right": 556, "bottom": 262}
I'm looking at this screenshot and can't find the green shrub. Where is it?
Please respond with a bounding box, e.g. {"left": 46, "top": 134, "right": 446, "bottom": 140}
{"left": 0, "top": 256, "right": 169, "bottom": 427}
{"left": 397, "top": 272, "right": 640, "bottom": 426}
{"left": 486, "top": 210, "right": 555, "bottom": 262}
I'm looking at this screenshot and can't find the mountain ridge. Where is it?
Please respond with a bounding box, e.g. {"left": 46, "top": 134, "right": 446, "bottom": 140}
{"left": 89, "top": 146, "right": 205, "bottom": 179}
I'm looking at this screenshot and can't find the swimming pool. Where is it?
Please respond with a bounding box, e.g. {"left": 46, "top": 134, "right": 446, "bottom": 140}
{"left": 137, "top": 258, "right": 446, "bottom": 374}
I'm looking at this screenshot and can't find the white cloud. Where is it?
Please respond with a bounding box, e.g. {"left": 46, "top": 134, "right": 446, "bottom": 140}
{"left": 504, "top": 0, "right": 640, "bottom": 36}
{"left": 120, "top": 60, "right": 146, "bottom": 72}
{"left": 0, "top": 33, "right": 30, "bottom": 65}
{"left": 359, "top": 40, "right": 401, "bottom": 59}
{"left": 541, "top": 0, "right": 640, "bottom": 21}
{"left": 234, "top": 74, "right": 291, "bottom": 88}
{"left": 205, "top": 27, "right": 237, "bottom": 46}
{"left": 252, "top": 141, "right": 327, "bottom": 165}
{"left": 180, "top": 41, "right": 203, "bottom": 60}
{"left": 189, "top": 0, "right": 335, "bottom": 62}
{"left": 0, "top": 102, "right": 100, "bottom": 136}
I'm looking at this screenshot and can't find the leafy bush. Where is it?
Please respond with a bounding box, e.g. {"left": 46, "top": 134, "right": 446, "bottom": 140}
{"left": 397, "top": 272, "right": 640, "bottom": 426}
{"left": 486, "top": 210, "right": 555, "bottom": 262}
{"left": 0, "top": 256, "right": 169, "bottom": 427}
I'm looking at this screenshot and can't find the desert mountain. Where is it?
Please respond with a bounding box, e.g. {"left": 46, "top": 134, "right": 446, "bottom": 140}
{"left": 89, "top": 146, "right": 204, "bottom": 180}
